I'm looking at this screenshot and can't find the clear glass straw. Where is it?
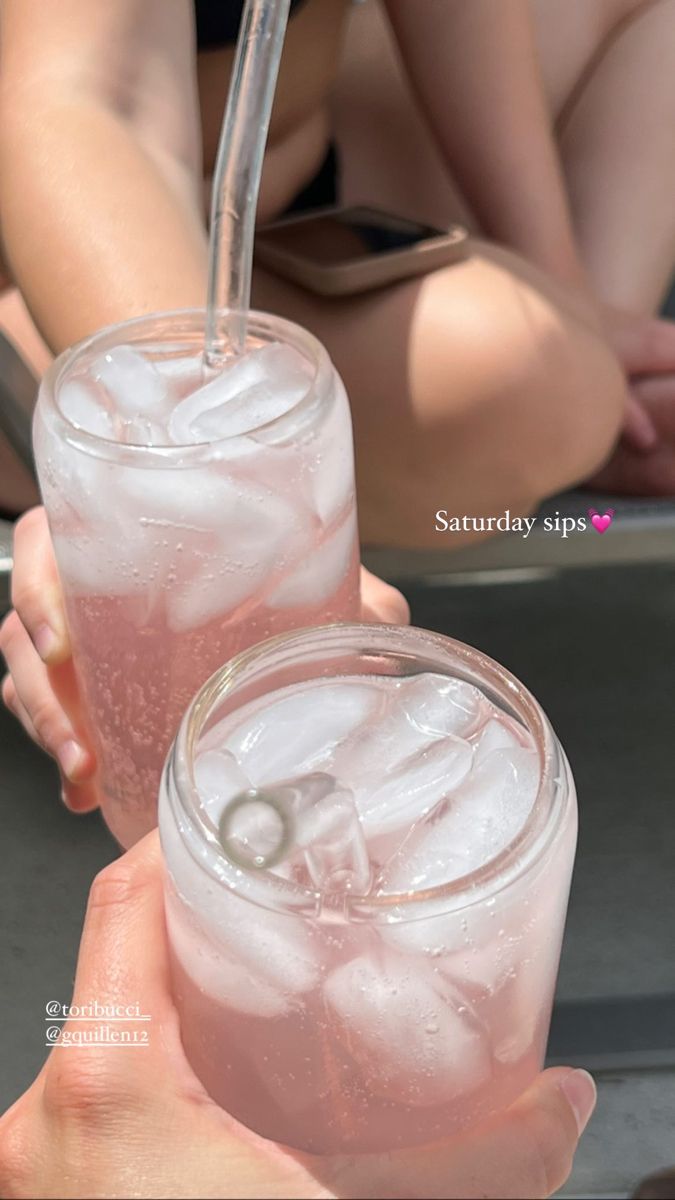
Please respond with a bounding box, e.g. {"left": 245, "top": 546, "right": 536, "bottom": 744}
{"left": 204, "top": 0, "right": 291, "bottom": 368}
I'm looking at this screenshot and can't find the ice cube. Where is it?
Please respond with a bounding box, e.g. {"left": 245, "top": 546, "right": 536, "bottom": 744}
{"left": 306, "top": 375, "right": 354, "bottom": 526}
{"left": 399, "top": 673, "right": 491, "bottom": 741}
{"left": 47, "top": 462, "right": 172, "bottom": 597}
{"left": 377, "top": 746, "right": 540, "bottom": 959}
{"left": 121, "top": 416, "right": 165, "bottom": 446}
{"left": 223, "top": 681, "right": 378, "bottom": 788}
{"left": 165, "top": 556, "right": 254, "bottom": 634}
{"left": 281, "top": 773, "right": 372, "bottom": 894}
{"left": 194, "top": 749, "right": 251, "bottom": 822}
{"left": 59, "top": 381, "right": 117, "bottom": 439}
{"left": 52, "top": 530, "right": 133, "bottom": 595}
{"left": 491, "top": 969, "right": 544, "bottom": 1066}
{"left": 441, "top": 941, "right": 509, "bottom": 997}
{"left": 168, "top": 344, "right": 311, "bottom": 445}
{"left": 215, "top": 888, "right": 320, "bottom": 997}
{"left": 324, "top": 953, "right": 490, "bottom": 1107}
{"left": 267, "top": 510, "right": 357, "bottom": 609}
{"left": 93, "top": 345, "right": 168, "bottom": 416}
{"left": 358, "top": 734, "right": 473, "bottom": 838}
{"left": 472, "top": 715, "right": 525, "bottom": 756}
{"left": 117, "top": 459, "right": 309, "bottom": 628}
{"left": 330, "top": 679, "right": 438, "bottom": 792}
{"left": 164, "top": 782, "right": 321, "bottom": 1008}
{"left": 50, "top": 462, "right": 169, "bottom": 596}
{"left": 331, "top": 675, "right": 488, "bottom": 802}
{"left": 117, "top": 463, "right": 236, "bottom": 530}
{"left": 166, "top": 892, "right": 290, "bottom": 1018}
{"left": 382, "top": 746, "right": 540, "bottom": 895}
{"left": 211, "top": 433, "right": 260, "bottom": 461}
{"left": 165, "top": 485, "right": 310, "bottom": 632}
{"left": 153, "top": 353, "right": 204, "bottom": 394}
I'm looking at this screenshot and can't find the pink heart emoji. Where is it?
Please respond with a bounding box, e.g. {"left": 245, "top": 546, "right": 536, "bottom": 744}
{"left": 589, "top": 510, "right": 613, "bottom": 534}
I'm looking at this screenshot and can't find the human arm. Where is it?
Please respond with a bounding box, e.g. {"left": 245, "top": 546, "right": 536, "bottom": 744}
{"left": 0, "top": 0, "right": 207, "bottom": 353}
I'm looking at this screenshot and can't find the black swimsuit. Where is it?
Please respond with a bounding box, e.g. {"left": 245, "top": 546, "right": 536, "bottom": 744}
{"left": 194, "top": 0, "right": 338, "bottom": 212}
{"left": 195, "top": 0, "right": 308, "bottom": 49}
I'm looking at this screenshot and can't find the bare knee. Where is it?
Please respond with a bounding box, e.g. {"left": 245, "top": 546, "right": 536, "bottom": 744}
{"left": 405, "top": 250, "right": 625, "bottom": 528}
{"left": 514, "top": 307, "right": 626, "bottom": 502}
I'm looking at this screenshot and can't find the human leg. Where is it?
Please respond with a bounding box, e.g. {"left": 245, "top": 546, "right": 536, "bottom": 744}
{"left": 253, "top": 242, "right": 624, "bottom": 547}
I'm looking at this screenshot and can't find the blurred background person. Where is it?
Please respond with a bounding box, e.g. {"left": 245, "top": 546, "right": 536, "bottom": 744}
{"left": 5, "top": 0, "right": 675, "bottom": 545}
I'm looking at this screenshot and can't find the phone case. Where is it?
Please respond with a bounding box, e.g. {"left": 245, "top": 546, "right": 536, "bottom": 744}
{"left": 255, "top": 207, "right": 468, "bottom": 296}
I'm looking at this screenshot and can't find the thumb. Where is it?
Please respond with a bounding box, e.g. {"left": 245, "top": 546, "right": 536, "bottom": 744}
{"left": 329, "top": 1067, "right": 596, "bottom": 1200}
{"left": 359, "top": 566, "right": 410, "bottom": 625}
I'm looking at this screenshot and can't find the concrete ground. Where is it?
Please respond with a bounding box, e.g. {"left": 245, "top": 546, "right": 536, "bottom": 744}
{"left": 1, "top": 564, "right": 674, "bottom": 1197}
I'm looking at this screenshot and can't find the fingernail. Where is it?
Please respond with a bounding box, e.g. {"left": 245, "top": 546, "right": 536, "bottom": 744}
{"left": 33, "top": 623, "right": 59, "bottom": 662}
{"left": 57, "top": 739, "right": 86, "bottom": 781}
{"left": 61, "top": 784, "right": 87, "bottom": 813}
{"left": 61, "top": 777, "right": 98, "bottom": 814}
{"left": 60, "top": 780, "right": 83, "bottom": 812}
{"left": 559, "top": 1069, "right": 597, "bottom": 1134}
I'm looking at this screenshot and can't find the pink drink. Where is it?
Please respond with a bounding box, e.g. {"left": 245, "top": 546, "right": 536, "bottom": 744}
{"left": 34, "top": 312, "right": 359, "bottom": 847}
{"left": 160, "top": 624, "right": 577, "bottom": 1154}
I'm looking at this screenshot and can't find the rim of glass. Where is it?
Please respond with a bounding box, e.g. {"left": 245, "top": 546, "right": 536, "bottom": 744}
{"left": 39, "top": 307, "right": 332, "bottom": 464}
{"left": 165, "top": 623, "right": 572, "bottom": 921}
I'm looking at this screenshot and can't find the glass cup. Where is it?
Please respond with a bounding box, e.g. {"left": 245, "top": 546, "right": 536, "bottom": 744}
{"left": 159, "top": 623, "right": 577, "bottom": 1154}
{"left": 34, "top": 310, "right": 360, "bottom": 847}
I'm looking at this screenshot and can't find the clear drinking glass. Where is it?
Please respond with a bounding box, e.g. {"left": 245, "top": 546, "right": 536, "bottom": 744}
{"left": 34, "top": 310, "right": 360, "bottom": 848}
{"left": 159, "top": 623, "right": 577, "bottom": 1155}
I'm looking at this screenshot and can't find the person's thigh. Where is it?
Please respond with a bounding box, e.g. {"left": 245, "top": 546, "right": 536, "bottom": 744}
{"left": 530, "top": 0, "right": 649, "bottom": 121}
{"left": 253, "top": 243, "right": 625, "bottom": 548}
{"left": 531, "top": 0, "right": 675, "bottom": 311}
{"left": 332, "top": 0, "right": 475, "bottom": 231}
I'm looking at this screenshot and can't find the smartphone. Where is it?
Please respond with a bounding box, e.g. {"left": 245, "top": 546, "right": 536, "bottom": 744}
{"left": 255, "top": 205, "right": 468, "bottom": 296}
